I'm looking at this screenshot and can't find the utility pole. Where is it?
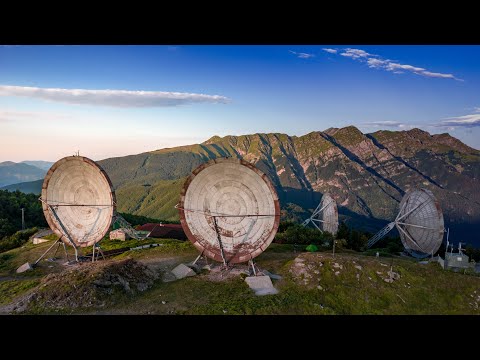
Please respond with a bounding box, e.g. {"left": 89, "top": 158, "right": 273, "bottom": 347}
{"left": 21, "top": 208, "right": 25, "bottom": 230}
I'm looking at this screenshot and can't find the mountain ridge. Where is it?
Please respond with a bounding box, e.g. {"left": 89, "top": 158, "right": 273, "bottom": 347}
{"left": 2, "top": 126, "right": 479, "bottom": 245}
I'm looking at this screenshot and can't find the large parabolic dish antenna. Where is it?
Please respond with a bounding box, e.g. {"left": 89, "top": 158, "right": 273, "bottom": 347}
{"left": 397, "top": 188, "right": 444, "bottom": 257}
{"left": 178, "top": 157, "right": 280, "bottom": 264}
{"left": 367, "top": 188, "right": 444, "bottom": 258}
{"left": 302, "top": 193, "right": 339, "bottom": 236}
{"left": 41, "top": 156, "right": 116, "bottom": 248}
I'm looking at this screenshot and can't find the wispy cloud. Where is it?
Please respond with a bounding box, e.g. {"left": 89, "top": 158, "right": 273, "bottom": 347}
{"left": 326, "top": 48, "right": 462, "bottom": 81}
{"left": 322, "top": 48, "right": 337, "bottom": 54}
{"left": 0, "top": 85, "right": 230, "bottom": 108}
{"left": 340, "top": 48, "right": 372, "bottom": 59}
{"left": 289, "top": 50, "right": 315, "bottom": 59}
{"left": 435, "top": 109, "right": 480, "bottom": 128}
{"left": 362, "top": 120, "right": 415, "bottom": 129}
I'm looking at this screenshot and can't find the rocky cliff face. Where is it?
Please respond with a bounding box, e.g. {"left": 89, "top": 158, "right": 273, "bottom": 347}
{"left": 96, "top": 126, "right": 480, "bottom": 245}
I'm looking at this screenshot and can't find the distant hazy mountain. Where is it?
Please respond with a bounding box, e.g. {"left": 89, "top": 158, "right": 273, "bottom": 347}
{"left": 21, "top": 161, "right": 53, "bottom": 171}
{"left": 0, "top": 179, "right": 44, "bottom": 194}
{"left": 0, "top": 161, "right": 47, "bottom": 187}
{"left": 4, "top": 127, "right": 480, "bottom": 245}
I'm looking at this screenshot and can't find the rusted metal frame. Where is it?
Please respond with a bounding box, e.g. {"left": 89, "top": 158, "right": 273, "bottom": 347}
{"left": 47, "top": 204, "right": 79, "bottom": 261}
{"left": 396, "top": 223, "right": 427, "bottom": 253}
{"left": 248, "top": 259, "right": 257, "bottom": 276}
{"left": 34, "top": 238, "right": 62, "bottom": 265}
{"left": 367, "top": 222, "right": 395, "bottom": 248}
{"left": 395, "top": 197, "right": 429, "bottom": 222}
{"left": 43, "top": 204, "right": 113, "bottom": 207}
{"left": 212, "top": 216, "right": 228, "bottom": 267}
{"left": 176, "top": 205, "right": 277, "bottom": 218}
{"left": 396, "top": 221, "right": 439, "bottom": 231}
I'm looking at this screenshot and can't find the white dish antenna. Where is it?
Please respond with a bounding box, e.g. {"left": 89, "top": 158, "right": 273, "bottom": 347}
{"left": 302, "top": 193, "right": 339, "bottom": 236}
{"left": 177, "top": 157, "right": 280, "bottom": 265}
{"left": 367, "top": 188, "right": 445, "bottom": 258}
{"left": 40, "top": 156, "right": 116, "bottom": 249}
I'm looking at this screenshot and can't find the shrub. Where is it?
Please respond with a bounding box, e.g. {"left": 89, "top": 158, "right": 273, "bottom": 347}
{"left": 0, "top": 227, "right": 38, "bottom": 253}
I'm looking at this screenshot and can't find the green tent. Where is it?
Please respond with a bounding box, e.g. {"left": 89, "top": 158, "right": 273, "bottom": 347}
{"left": 306, "top": 244, "right": 318, "bottom": 252}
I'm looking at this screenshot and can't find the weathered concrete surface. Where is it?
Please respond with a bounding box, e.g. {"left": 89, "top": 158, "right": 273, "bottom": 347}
{"left": 171, "top": 263, "right": 196, "bottom": 279}
{"left": 245, "top": 275, "right": 278, "bottom": 296}
{"left": 16, "top": 262, "right": 33, "bottom": 273}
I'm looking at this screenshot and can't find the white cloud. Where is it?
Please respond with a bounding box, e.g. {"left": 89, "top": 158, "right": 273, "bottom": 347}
{"left": 436, "top": 112, "right": 480, "bottom": 128}
{"left": 386, "top": 62, "right": 425, "bottom": 72}
{"left": 367, "top": 58, "right": 387, "bottom": 68}
{"left": 322, "top": 48, "right": 337, "bottom": 54}
{"left": 326, "top": 48, "right": 462, "bottom": 81}
{"left": 0, "top": 85, "right": 230, "bottom": 108}
{"left": 362, "top": 121, "right": 414, "bottom": 128}
{"left": 289, "top": 50, "right": 315, "bottom": 59}
{"left": 340, "top": 48, "right": 372, "bottom": 59}
{"left": 418, "top": 70, "right": 459, "bottom": 80}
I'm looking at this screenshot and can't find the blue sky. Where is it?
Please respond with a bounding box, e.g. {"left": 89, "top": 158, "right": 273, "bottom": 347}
{"left": 1, "top": 45, "right": 479, "bottom": 162}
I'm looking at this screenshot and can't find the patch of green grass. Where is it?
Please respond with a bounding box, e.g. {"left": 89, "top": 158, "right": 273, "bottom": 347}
{"left": 0, "top": 279, "right": 39, "bottom": 305}
{"left": 42, "top": 233, "right": 59, "bottom": 241}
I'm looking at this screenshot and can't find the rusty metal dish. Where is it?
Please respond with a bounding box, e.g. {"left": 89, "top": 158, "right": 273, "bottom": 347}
{"left": 41, "top": 156, "right": 116, "bottom": 248}
{"left": 178, "top": 157, "right": 280, "bottom": 264}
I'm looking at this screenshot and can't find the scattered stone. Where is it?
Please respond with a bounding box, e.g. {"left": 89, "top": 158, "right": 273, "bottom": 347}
{"left": 356, "top": 273, "right": 360, "bottom": 281}
{"left": 317, "top": 285, "right": 323, "bottom": 290}
{"left": 16, "top": 262, "right": 33, "bottom": 273}
{"left": 334, "top": 271, "right": 340, "bottom": 276}
{"left": 92, "top": 280, "right": 112, "bottom": 287}
{"left": 355, "top": 265, "right": 362, "bottom": 271}
{"left": 171, "top": 264, "right": 196, "bottom": 280}
{"left": 333, "top": 263, "right": 343, "bottom": 269}
{"left": 313, "top": 270, "right": 320, "bottom": 274}
{"left": 368, "top": 277, "right": 372, "bottom": 281}
{"left": 161, "top": 301, "right": 166, "bottom": 305}
{"left": 376, "top": 271, "right": 383, "bottom": 275}
{"left": 384, "top": 278, "right": 394, "bottom": 283}
{"left": 387, "top": 271, "right": 401, "bottom": 280}
{"left": 223, "top": 309, "right": 227, "bottom": 314}
{"left": 245, "top": 276, "right": 278, "bottom": 296}
{"left": 380, "top": 263, "right": 388, "bottom": 267}
{"left": 261, "top": 269, "right": 283, "bottom": 280}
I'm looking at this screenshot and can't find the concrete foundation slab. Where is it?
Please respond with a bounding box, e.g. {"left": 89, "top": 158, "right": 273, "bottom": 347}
{"left": 245, "top": 275, "right": 278, "bottom": 295}
{"left": 171, "top": 263, "right": 196, "bottom": 279}
{"left": 16, "top": 262, "right": 33, "bottom": 273}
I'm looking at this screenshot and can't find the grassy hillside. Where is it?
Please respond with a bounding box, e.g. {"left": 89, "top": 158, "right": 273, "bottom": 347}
{"left": 0, "top": 241, "right": 478, "bottom": 315}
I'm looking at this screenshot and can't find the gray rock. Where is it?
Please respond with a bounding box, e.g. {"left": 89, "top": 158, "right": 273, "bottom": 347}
{"left": 171, "top": 263, "right": 196, "bottom": 279}
{"left": 16, "top": 262, "right": 33, "bottom": 273}
{"left": 261, "top": 269, "right": 283, "bottom": 280}
{"left": 93, "top": 280, "right": 112, "bottom": 287}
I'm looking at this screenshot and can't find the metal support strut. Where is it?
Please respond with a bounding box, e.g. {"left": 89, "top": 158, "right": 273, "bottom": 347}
{"left": 213, "top": 216, "right": 228, "bottom": 267}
